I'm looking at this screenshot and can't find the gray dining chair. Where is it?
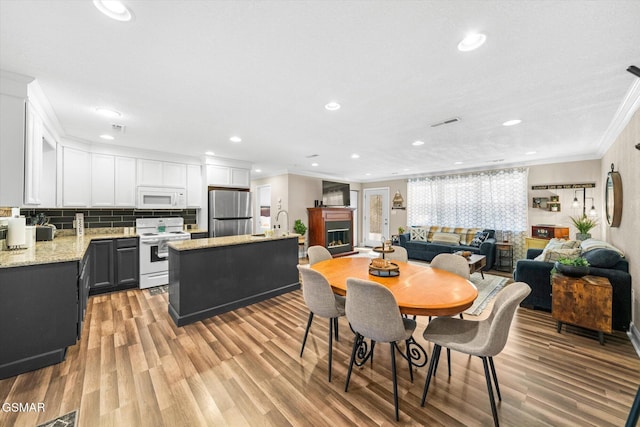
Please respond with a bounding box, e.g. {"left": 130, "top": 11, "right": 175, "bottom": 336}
{"left": 344, "top": 277, "right": 418, "bottom": 421}
{"left": 307, "top": 245, "right": 332, "bottom": 266}
{"left": 381, "top": 245, "right": 408, "bottom": 263}
{"left": 420, "top": 282, "right": 531, "bottom": 427}
{"left": 429, "top": 253, "right": 471, "bottom": 375}
{"left": 297, "top": 266, "right": 345, "bottom": 382}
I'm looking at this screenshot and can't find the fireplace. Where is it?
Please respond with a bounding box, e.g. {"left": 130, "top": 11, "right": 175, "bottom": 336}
{"left": 325, "top": 221, "right": 352, "bottom": 255}
{"left": 307, "top": 207, "right": 357, "bottom": 257}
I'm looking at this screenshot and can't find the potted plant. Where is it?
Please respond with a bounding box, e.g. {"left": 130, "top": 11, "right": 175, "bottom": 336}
{"left": 293, "top": 219, "right": 307, "bottom": 236}
{"left": 398, "top": 226, "right": 405, "bottom": 235}
{"left": 570, "top": 215, "right": 598, "bottom": 240}
{"left": 554, "top": 257, "right": 590, "bottom": 277}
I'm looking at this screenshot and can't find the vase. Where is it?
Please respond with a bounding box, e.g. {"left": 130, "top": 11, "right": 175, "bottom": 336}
{"left": 576, "top": 233, "right": 591, "bottom": 241}
{"left": 554, "top": 261, "right": 589, "bottom": 278}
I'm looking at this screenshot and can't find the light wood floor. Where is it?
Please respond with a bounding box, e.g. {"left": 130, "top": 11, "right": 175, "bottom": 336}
{"left": 1, "top": 285, "right": 639, "bottom": 426}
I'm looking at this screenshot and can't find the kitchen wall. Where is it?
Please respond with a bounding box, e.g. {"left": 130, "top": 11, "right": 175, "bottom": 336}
{"left": 601, "top": 107, "right": 639, "bottom": 332}
{"left": 19, "top": 208, "right": 198, "bottom": 231}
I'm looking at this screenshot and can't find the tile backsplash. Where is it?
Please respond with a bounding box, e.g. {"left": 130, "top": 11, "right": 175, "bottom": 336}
{"left": 20, "top": 208, "right": 198, "bottom": 230}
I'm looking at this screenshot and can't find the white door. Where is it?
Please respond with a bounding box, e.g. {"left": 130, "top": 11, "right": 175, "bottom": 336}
{"left": 363, "top": 188, "right": 389, "bottom": 247}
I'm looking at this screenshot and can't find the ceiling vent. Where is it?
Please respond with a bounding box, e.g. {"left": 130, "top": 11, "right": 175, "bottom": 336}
{"left": 305, "top": 154, "right": 319, "bottom": 158}
{"left": 430, "top": 117, "right": 461, "bottom": 127}
{"left": 111, "top": 123, "right": 126, "bottom": 133}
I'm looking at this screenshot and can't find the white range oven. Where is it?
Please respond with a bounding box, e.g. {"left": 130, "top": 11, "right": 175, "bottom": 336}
{"left": 136, "top": 217, "right": 190, "bottom": 289}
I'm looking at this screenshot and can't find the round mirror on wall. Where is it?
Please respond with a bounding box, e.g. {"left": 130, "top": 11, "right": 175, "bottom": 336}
{"left": 605, "top": 164, "right": 622, "bottom": 227}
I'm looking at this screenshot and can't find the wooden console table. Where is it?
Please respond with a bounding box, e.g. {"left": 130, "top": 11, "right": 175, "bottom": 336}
{"left": 551, "top": 274, "right": 612, "bottom": 345}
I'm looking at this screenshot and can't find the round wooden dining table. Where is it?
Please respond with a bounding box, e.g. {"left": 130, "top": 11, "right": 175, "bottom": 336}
{"left": 311, "top": 257, "right": 478, "bottom": 317}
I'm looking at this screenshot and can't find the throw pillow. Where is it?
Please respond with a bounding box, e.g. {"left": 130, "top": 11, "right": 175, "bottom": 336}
{"left": 469, "top": 231, "right": 489, "bottom": 247}
{"left": 536, "top": 247, "right": 581, "bottom": 262}
{"left": 426, "top": 226, "right": 442, "bottom": 241}
{"left": 580, "top": 239, "right": 625, "bottom": 256}
{"left": 410, "top": 226, "right": 428, "bottom": 241}
{"left": 544, "top": 238, "right": 581, "bottom": 250}
{"left": 431, "top": 232, "right": 461, "bottom": 245}
{"left": 583, "top": 248, "right": 622, "bottom": 268}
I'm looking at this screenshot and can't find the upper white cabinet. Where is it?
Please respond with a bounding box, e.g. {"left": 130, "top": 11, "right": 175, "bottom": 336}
{"left": 206, "top": 165, "right": 250, "bottom": 188}
{"left": 23, "top": 102, "right": 44, "bottom": 205}
{"left": 91, "top": 154, "right": 136, "bottom": 207}
{"left": 137, "top": 159, "right": 186, "bottom": 188}
{"left": 62, "top": 146, "right": 90, "bottom": 207}
{"left": 186, "top": 164, "right": 202, "bottom": 208}
{"left": 91, "top": 154, "right": 115, "bottom": 206}
{"left": 114, "top": 157, "right": 136, "bottom": 206}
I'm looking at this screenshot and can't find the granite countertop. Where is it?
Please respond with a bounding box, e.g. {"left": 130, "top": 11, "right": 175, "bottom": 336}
{"left": 0, "top": 232, "right": 138, "bottom": 269}
{"left": 169, "top": 233, "right": 300, "bottom": 251}
{"left": 188, "top": 228, "right": 208, "bottom": 234}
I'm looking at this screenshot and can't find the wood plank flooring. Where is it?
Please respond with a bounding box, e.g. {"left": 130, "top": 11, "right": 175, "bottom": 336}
{"left": 1, "top": 285, "right": 639, "bottom": 426}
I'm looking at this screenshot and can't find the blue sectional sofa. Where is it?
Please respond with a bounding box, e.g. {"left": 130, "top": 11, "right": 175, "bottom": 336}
{"left": 398, "top": 228, "right": 497, "bottom": 270}
{"left": 514, "top": 247, "right": 631, "bottom": 332}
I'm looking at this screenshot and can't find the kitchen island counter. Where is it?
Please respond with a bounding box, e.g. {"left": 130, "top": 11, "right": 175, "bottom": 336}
{"left": 168, "top": 233, "right": 300, "bottom": 326}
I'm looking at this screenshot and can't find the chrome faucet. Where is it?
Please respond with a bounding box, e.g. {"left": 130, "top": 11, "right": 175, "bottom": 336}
{"left": 276, "top": 210, "right": 289, "bottom": 235}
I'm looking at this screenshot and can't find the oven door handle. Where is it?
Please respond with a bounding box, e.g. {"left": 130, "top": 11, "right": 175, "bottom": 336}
{"left": 142, "top": 239, "right": 161, "bottom": 245}
{"left": 156, "top": 252, "right": 168, "bottom": 259}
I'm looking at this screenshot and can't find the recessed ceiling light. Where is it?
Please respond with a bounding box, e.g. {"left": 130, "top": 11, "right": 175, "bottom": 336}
{"left": 365, "top": 173, "right": 371, "bottom": 176}
{"left": 311, "top": 162, "right": 319, "bottom": 167}
{"left": 205, "top": 151, "right": 215, "bottom": 156}
{"left": 525, "top": 151, "right": 536, "bottom": 155}
{"left": 351, "top": 153, "right": 360, "bottom": 159}
{"left": 325, "top": 102, "right": 341, "bottom": 111}
{"left": 454, "top": 161, "right": 463, "bottom": 165}
{"left": 255, "top": 169, "right": 262, "bottom": 173}
{"left": 458, "top": 33, "right": 486, "bottom": 51}
{"left": 93, "top": 0, "right": 133, "bottom": 22}
{"left": 99, "top": 134, "right": 114, "bottom": 140}
{"left": 412, "top": 140, "right": 425, "bottom": 146}
{"left": 229, "top": 136, "right": 242, "bottom": 143}
{"left": 95, "top": 107, "right": 121, "bottom": 118}
{"left": 502, "top": 119, "right": 522, "bottom": 127}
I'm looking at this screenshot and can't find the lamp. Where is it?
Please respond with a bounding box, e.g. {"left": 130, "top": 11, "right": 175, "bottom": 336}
{"left": 572, "top": 189, "right": 597, "bottom": 217}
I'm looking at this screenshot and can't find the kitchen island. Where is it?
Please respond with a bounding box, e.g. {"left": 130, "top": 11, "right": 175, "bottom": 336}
{"left": 167, "top": 233, "right": 300, "bottom": 326}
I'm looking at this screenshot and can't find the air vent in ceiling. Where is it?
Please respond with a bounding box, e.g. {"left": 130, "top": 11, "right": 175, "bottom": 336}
{"left": 305, "top": 154, "right": 319, "bottom": 158}
{"left": 111, "top": 123, "right": 126, "bottom": 133}
{"left": 430, "top": 117, "right": 461, "bottom": 128}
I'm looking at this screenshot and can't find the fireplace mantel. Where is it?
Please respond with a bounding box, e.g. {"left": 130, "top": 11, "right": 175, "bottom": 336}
{"left": 306, "top": 207, "right": 357, "bottom": 257}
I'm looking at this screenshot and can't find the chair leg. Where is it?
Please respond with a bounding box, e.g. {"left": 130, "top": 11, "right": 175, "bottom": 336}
{"left": 328, "top": 318, "right": 333, "bottom": 382}
{"left": 370, "top": 340, "right": 376, "bottom": 366}
{"left": 390, "top": 343, "right": 399, "bottom": 421}
{"left": 345, "top": 333, "right": 362, "bottom": 392}
{"left": 334, "top": 317, "right": 339, "bottom": 342}
{"left": 404, "top": 340, "right": 414, "bottom": 383}
{"left": 447, "top": 348, "right": 451, "bottom": 377}
{"left": 300, "top": 312, "right": 314, "bottom": 357}
{"left": 482, "top": 356, "right": 500, "bottom": 427}
{"left": 488, "top": 356, "right": 501, "bottom": 401}
{"left": 421, "top": 344, "right": 441, "bottom": 406}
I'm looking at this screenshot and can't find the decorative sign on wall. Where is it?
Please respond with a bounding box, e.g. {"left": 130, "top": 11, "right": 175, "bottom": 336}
{"left": 531, "top": 183, "right": 596, "bottom": 190}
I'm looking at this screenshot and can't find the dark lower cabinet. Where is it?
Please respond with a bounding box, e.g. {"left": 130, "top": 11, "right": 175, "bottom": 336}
{"left": 90, "top": 237, "right": 139, "bottom": 295}
{"left": 78, "top": 250, "right": 91, "bottom": 339}
{"left": 0, "top": 262, "right": 79, "bottom": 379}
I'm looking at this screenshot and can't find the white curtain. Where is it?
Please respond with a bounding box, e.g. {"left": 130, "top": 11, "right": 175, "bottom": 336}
{"left": 407, "top": 168, "right": 529, "bottom": 260}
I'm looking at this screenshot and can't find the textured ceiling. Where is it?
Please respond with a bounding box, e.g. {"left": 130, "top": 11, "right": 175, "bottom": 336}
{"left": 1, "top": 0, "right": 639, "bottom": 182}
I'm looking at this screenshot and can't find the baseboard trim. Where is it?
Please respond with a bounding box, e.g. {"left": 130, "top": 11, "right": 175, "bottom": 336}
{"left": 628, "top": 323, "right": 640, "bottom": 358}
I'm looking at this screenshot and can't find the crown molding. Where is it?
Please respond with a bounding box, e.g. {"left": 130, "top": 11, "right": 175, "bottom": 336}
{"left": 597, "top": 78, "right": 640, "bottom": 157}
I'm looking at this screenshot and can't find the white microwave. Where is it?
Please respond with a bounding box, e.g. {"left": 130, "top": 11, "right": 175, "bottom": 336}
{"left": 137, "top": 187, "right": 186, "bottom": 209}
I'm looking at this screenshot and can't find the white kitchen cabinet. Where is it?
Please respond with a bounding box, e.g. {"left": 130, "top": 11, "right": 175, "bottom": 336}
{"left": 186, "top": 164, "right": 202, "bottom": 208}
{"left": 114, "top": 157, "right": 136, "bottom": 206}
{"left": 62, "top": 146, "right": 90, "bottom": 207}
{"left": 91, "top": 154, "right": 115, "bottom": 206}
{"left": 91, "top": 154, "right": 136, "bottom": 207}
{"left": 23, "top": 102, "right": 43, "bottom": 205}
{"left": 206, "top": 165, "right": 250, "bottom": 188}
{"left": 137, "top": 159, "right": 163, "bottom": 186}
{"left": 230, "top": 167, "right": 250, "bottom": 187}
{"left": 137, "top": 159, "right": 186, "bottom": 188}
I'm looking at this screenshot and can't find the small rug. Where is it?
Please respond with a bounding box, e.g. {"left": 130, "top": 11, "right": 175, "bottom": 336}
{"left": 148, "top": 285, "right": 168, "bottom": 295}
{"left": 465, "top": 273, "right": 509, "bottom": 315}
{"left": 36, "top": 410, "right": 77, "bottom": 427}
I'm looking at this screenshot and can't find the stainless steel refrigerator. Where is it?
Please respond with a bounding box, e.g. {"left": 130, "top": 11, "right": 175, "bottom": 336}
{"left": 209, "top": 190, "right": 253, "bottom": 237}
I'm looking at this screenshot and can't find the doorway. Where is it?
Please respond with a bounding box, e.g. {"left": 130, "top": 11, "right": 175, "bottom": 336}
{"left": 256, "top": 185, "right": 271, "bottom": 233}
{"left": 363, "top": 188, "right": 389, "bottom": 247}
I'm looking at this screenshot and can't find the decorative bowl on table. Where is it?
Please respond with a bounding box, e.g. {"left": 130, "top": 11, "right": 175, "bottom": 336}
{"left": 455, "top": 250, "right": 472, "bottom": 258}
{"left": 554, "top": 261, "right": 589, "bottom": 278}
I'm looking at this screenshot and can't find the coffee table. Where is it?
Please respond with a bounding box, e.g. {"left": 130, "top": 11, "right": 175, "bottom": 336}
{"left": 466, "top": 254, "right": 486, "bottom": 279}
